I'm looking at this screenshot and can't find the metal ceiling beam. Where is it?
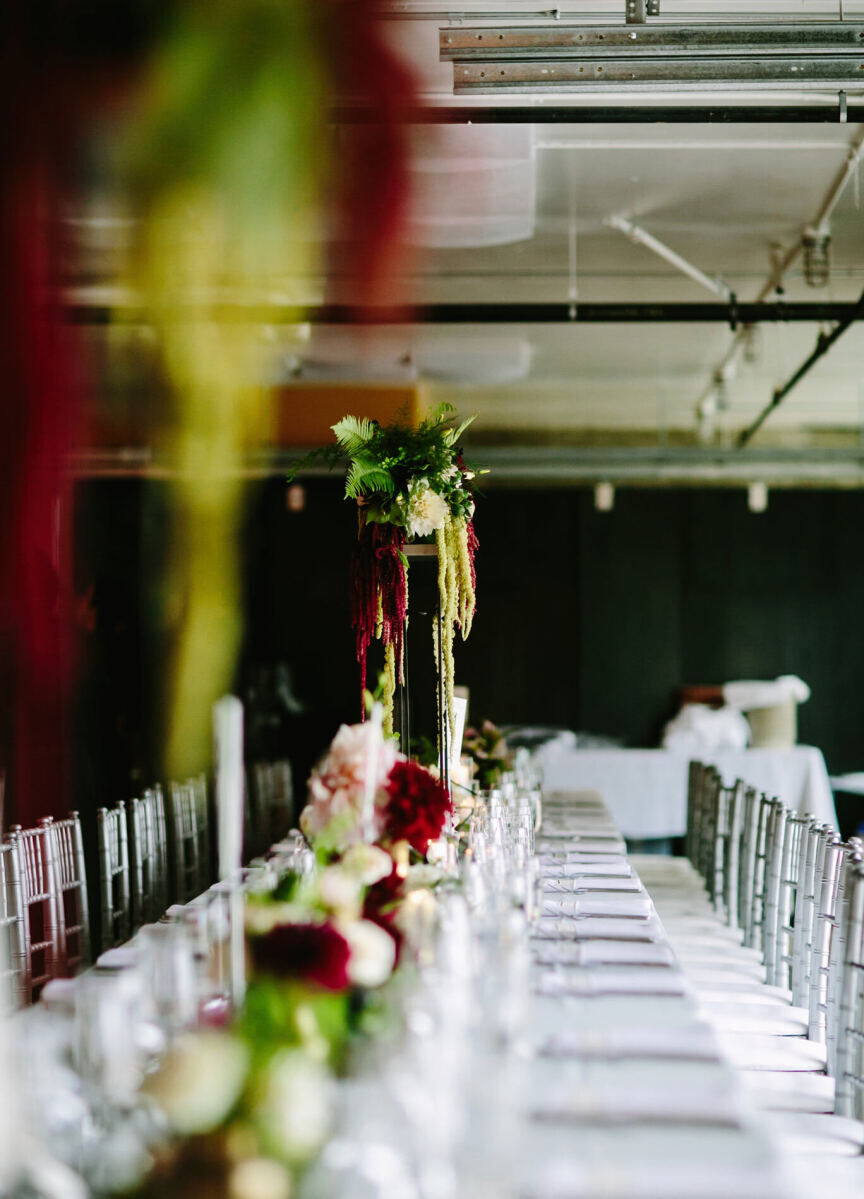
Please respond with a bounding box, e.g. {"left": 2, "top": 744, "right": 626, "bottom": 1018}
{"left": 452, "top": 60, "right": 864, "bottom": 92}
{"left": 440, "top": 24, "right": 864, "bottom": 59}
{"left": 65, "top": 300, "right": 864, "bottom": 325}
{"left": 280, "top": 443, "right": 864, "bottom": 487}
{"left": 333, "top": 102, "right": 864, "bottom": 123}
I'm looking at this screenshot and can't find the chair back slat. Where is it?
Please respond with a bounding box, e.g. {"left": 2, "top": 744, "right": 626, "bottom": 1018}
{"left": 127, "top": 796, "right": 157, "bottom": 926}
{"left": 189, "top": 774, "right": 212, "bottom": 891}
{"left": 97, "top": 802, "right": 132, "bottom": 949}
{"left": 168, "top": 782, "right": 200, "bottom": 904}
{"left": 0, "top": 841, "right": 28, "bottom": 1010}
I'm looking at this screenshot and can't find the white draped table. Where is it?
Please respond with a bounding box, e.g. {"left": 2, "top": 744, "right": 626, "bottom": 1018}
{"left": 536, "top": 747, "right": 837, "bottom": 840}
{"left": 518, "top": 789, "right": 810, "bottom": 1199}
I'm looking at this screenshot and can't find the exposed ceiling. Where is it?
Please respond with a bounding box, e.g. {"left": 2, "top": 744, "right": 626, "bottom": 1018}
{"left": 69, "top": 1, "right": 864, "bottom": 484}
{"left": 365, "top": 4, "right": 864, "bottom": 478}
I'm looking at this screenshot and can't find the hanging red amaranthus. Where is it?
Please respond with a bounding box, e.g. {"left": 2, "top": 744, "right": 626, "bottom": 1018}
{"left": 466, "top": 518, "right": 479, "bottom": 600}
{"left": 350, "top": 521, "right": 407, "bottom": 706}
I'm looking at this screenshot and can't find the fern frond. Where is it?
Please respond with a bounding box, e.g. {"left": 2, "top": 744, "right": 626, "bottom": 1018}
{"left": 344, "top": 458, "right": 397, "bottom": 500}
{"left": 332, "top": 415, "right": 375, "bottom": 456}
{"left": 443, "top": 414, "right": 476, "bottom": 445}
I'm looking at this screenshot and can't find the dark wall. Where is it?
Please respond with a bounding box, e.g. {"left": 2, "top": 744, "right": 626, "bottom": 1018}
{"left": 462, "top": 486, "right": 864, "bottom": 773}
{"left": 72, "top": 479, "right": 864, "bottom": 808}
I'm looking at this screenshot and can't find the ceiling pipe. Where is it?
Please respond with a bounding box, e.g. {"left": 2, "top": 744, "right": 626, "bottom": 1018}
{"left": 696, "top": 124, "right": 864, "bottom": 416}
{"left": 736, "top": 284, "right": 864, "bottom": 447}
{"left": 605, "top": 214, "right": 732, "bottom": 299}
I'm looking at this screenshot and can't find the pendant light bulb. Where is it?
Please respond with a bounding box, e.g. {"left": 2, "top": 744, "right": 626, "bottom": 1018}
{"left": 747, "top": 482, "right": 769, "bottom": 513}
{"left": 595, "top": 482, "right": 615, "bottom": 512}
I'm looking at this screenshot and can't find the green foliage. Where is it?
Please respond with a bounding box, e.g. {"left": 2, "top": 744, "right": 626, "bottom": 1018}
{"left": 443, "top": 414, "right": 476, "bottom": 446}
{"left": 331, "top": 415, "right": 376, "bottom": 456}
{"left": 240, "top": 979, "right": 350, "bottom": 1070}
{"left": 284, "top": 443, "right": 343, "bottom": 485}
{"left": 344, "top": 458, "right": 397, "bottom": 501}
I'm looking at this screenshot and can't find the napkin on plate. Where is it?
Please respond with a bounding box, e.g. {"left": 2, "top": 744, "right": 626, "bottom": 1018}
{"left": 533, "top": 914, "right": 665, "bottom": 942}
{"left": 541, "top": 893, "right": 653, "bottom": 919}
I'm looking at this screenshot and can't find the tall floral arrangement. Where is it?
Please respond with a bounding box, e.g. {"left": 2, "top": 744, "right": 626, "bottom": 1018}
{"left": 332, "top": 404, "right": 481, "bottom": 738}
{"left": 137, "top": 720, "right": 453, "bottom": 1199}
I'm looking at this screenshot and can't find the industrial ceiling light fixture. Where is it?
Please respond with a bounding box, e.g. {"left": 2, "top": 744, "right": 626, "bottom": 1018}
{"left": 803, "top": 227, "right": 832, "bottom": 287}
{"left": 440, "top": 24, "right": 864, "bottom": 92}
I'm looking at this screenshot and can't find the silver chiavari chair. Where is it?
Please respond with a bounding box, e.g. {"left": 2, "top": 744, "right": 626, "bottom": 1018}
{"left": 127, "top": 796, "right": 158, "bottom": 927}
{"left": 8, "top": 818, "right": 64, "bottom": 1000}
{"left": 826, "top": 844, "right": 862, "bottom": 1080}
{"left": 46, "top": 812, "right": 91, "bottom": 973}
{"left": 721, "top": 779, "right": 746, "bottom": 930}
{"left": 145, "top": 785, "right": 170, "bottom": 915}
{"left": 684, "top": 759, "right": 702, "bottom": 867}
{"left": 809, "top": 836, "right": 848, "bottom": 1047}
{"left": 168, "top": 781, "right": 200, "bottom": 903}
{"left": 773, "top": 812, "right": 808, "bottom": 993}
{"left": 0, "top": 841, "right": 27, "bottom": 1010}
{"left": 835, "top": 858, "right": 864, "bottom": 1119}
{"left": 791, "top": 818, "right": 826, "bottom": 1009}
{"left": 189, "top": 774, "right": 211, "bottom": 890}
{"left": 761, "top": 800, "right": 788, "bottom": 987}
{"left": 737, "top": 784, "right": 762, "bottom": 949}
{"left": 97, "top": 801, "right": 131, "bottom": 950}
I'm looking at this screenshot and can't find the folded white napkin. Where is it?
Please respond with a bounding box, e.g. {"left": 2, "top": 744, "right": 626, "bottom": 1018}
{"left": 541, "top": 894, "right": 653, "bottom": 919}
{"left": 533, "top": 915, "right": 665, "bottom": 942}
{"left": 539, "top": 852, "right": 630, "bottom": 867}
{"left": 540, "top": 860, "right": 633, "bottom": 878}
{"left": 535, "top": 967, "right": 687, "bottom": 998}
{"left": 533, "top": 940, "right": 677, "bottom": 968}
{"left": 543, "top": 876, "right": 643, "bottom": 893}
{"left": 538, "top": 832, "right": 625, "bottom": 847}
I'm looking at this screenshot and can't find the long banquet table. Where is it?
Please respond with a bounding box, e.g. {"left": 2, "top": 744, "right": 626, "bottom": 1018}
{"left": 519, "top": 789, "right": 808, "bottom": 1199}
{"left": 8, "top": 788, "right": 830, "bottom": 1199}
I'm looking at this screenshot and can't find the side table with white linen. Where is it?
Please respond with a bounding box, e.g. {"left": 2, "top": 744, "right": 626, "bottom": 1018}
{"left": 537, "top": 747, "right": 837, "bottom": 841}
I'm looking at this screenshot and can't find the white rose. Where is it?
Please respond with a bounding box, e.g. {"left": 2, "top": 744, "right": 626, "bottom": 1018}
{"left": 318, "top": 865, "right": 363, "bottom": 917}
{"left": 245, "top": 901, "right": 307, "bottom": 936}
{"left": 425, "top": 838, "right": 450, "bottom": 867}
{"left": 258, "top": 1051, "right": 332, "bottom": 1163}
{"left": 142, "top": 1031, "right": 249, "bottom": 1135}
{"left": 343, "top": 919, "right": 396, "bottom": 988}
{"left": 406, "top": 863, "right": 446, "bottom": 890}
{"left": 340, "top": 843, "right": 394, "bottom": 886}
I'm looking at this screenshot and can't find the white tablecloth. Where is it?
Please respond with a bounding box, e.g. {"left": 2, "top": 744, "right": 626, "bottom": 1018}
{"left": 537, "top": 746, "right": 837, "bottom": 840}
{"left": 521, "top": 791, "right": 807, "bottom": 1199}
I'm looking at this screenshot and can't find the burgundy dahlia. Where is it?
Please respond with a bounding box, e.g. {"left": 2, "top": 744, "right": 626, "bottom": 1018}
{"left": 382, "top": 759, "right": 452, "bottom": 854}
{"left": 249, "top": 921, "right": 351, "bottom": 991}
{"left": 363, "top": 865, "right": 406, "bottom": 958}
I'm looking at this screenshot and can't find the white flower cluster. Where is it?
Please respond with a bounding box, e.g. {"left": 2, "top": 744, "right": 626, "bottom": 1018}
{"left": 405, "top": 479, "right": 449, "bottom": 538}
